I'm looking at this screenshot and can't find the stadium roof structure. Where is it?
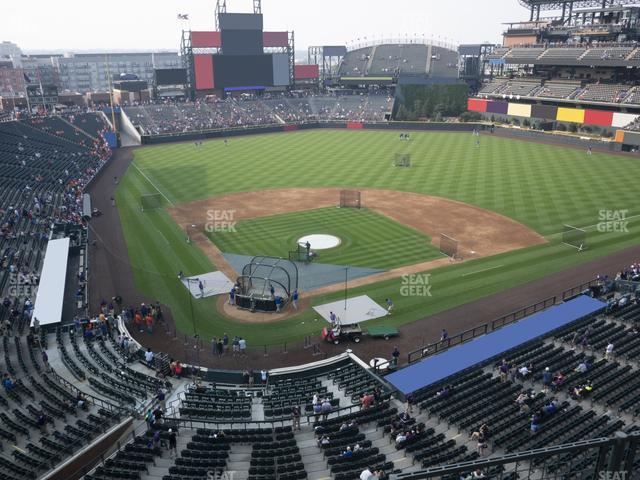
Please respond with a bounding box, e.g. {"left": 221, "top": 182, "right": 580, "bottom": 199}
{"left": 518, "top": 0, "right": 640, "bottom": 9}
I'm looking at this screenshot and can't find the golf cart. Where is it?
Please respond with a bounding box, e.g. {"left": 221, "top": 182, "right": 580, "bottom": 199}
{"left": 322, "top": 321, "right": 362, "bottom": 345}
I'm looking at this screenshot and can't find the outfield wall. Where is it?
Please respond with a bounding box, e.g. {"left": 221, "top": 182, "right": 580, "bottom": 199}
{"left": 467, "top": 98, "right": 640, "bottom": 130}
{"left": 139, "top": 121, "right": 481, "bottom": 144}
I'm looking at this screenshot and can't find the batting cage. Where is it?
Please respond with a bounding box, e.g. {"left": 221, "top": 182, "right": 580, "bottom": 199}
{"left": 440, "top": 233, "right": 459, "bottom": 259}
{"left": 235, "top": 256, "right": 299, "bottom": 312}
{"left": 562, "top": 224, "right": 587, "bottom": 251}
{"left": 394, "top": 153, "right": 411, "bottom": 168}
{"left": 289, "top": 244, "right": 316, "bottom": 264}
{"left": 339, "top": 190, "right": 362, "bottom": 209}
{"left": 140, "top": 193, "right": 163, "bottom": 212}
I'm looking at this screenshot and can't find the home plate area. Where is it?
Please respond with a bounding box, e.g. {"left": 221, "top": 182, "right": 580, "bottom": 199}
{"left": 181, "top": 271, "right": 235, "bottom": 298}
{"left": 313, "top": 295, "right": 388, "bottom": 324}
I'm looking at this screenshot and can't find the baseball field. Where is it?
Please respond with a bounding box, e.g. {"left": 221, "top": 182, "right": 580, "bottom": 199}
{"left": 115, "top": 130, "right": 640, "bottom": 346}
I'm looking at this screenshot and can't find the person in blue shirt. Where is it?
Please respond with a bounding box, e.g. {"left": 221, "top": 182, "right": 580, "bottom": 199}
{"left": 228, "top": 288, "right": 235, "bottom": 305}
{"left": 292, "top": 289, "right": 299, "bottom": 310}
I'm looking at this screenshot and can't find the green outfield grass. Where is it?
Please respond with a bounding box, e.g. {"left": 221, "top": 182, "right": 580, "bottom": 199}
{"left": 207, "top": 207, "right": 440, "bottom": 269}
{"left": 116, "top": 130, "right": 640, "bottom": 346}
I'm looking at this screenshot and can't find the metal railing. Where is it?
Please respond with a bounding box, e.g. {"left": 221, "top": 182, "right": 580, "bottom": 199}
{"left": 561, "top": 278, "right": 600, "bottom": 301}
{"left": 392, "top": 431, "right": 640, "bottom": 480}
{"left": 49, "top": 368, "right": 126, "bottom": 414}
{"left": 407, "top": 296, "right": 557, "bottom": 364}
{"left": 614, "top": 279, "right": 640, "bottom": 295}
{"left": 166, "top": 397, "right": 368, "bottom": 429}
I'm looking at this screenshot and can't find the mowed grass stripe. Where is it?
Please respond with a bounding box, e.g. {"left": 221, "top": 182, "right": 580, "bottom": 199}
{"left": 209, "top": 207, "right": 439, "bottom": 269}
{"left": 116, "top": 131, "right": 640, "bottom": 344}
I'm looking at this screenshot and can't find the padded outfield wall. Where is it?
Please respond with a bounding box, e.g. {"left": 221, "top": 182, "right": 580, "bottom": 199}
{"left": 135, "top": 117, "right": 626, "bottom": 155}
{"left": 468, "top": 98, "right": 640, "bottom": 130}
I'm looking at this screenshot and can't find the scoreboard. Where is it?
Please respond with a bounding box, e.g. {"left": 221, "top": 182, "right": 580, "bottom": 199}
{"left": 190, "top": 12, "right": 290, "bottom": 91}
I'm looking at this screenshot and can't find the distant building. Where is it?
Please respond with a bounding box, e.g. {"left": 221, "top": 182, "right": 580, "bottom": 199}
{"left": 55, "top": 52, "right": 180, "bottom": 93}
{"left": 0, "top": 41, "right": 22, "bottom": 65}
{"left": 0, "top": 60, "right": 25, "bottom": 98}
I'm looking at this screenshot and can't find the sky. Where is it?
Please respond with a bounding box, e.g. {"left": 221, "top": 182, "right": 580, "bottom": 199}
{"left": 4, "top": 0, "right": 528, "bottom": 53}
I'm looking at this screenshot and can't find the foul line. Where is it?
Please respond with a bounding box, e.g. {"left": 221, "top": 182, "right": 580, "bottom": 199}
{"left": 461, "top": 265, "right": 504, "bottom": 277}
{"left": 131, "top": 162, "right": 175, "bottom": 207}
{"left": 547, "top": 213, "right": 640, "bottom": 238}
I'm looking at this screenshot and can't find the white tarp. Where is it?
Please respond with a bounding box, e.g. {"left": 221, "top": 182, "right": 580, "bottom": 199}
{"left": 313, "top": 295, "right": 388, "bottom": 325}
{"left": 181, "top": 271, "right": 235, "bottom": 298}
{"left": 32, "top": 237, "right": 69, "bottom": 326}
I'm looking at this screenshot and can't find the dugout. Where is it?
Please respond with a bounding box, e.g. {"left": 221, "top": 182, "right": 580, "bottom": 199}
{"left": 235, "top": 256, "right": 298, "bottom": 313}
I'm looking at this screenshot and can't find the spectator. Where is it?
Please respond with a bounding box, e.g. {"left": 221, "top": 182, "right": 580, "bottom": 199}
{"left": 37, "top": 413, "right": 48, "bottom": 434}
{"left": 542, "top": 367, "right": 552, "bottom": 392}
{"left": 41, "top": 349, "right": 50, "bottom": 371}
{"left": 153, "top": 430, "right": 161, "bottom": 449}
{"left": 551, "top": 372, "right": 565, "bottom": 391}
{"left": 518, "top": 364, "right": 531, "bottom": 378}
{"left": 2, "top": 373, "right": 13, "bottom": 392}
{"left": 321, "top": 398, "right": 332, "bottom": 421}
{"left": 292, "top": 405, "right": 301, "bottom": 431}
{"left": 361, "top": 392, "right": 374, "bottom": 409}
{"left": 360, "top": 467, "right": 374, "bottom": 480}
{"left": 144, "top": 348, "right": 154, "bottom": 366}
{"left": 260, "top": 369, "right": 268, "bottom": 386}
{"left": 530, "top": 413, "right": 540, "bottom": 434}
{"left": 238, "top": 337, "right": 247, "bottom": 355}
{"left": 605, "top": 342, "right": 614, "bottom": 360}
{"left": 168, "top": 429, "right": 177, "bottom": 457}
{"left": 470, "top": 424, "right": 489, "bottom": 441}
{"left": 157, "top": 388, "right": 166, "bottom": 411}
{"left": 174, "top": 361, "right": 183, "bottom": 378}
{"left": 498, "top": 359, "right": 510, "bottom": 382}
{"left": 313, "top": 402, "right": 322, "bottom": 423}
{"left": 575, "top": 361, "right": 590, "bottom": 373}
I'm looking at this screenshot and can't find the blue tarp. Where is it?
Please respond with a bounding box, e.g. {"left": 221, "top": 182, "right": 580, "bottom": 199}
{"left": 386, "top": 295, "right": 605, "bottom": 395}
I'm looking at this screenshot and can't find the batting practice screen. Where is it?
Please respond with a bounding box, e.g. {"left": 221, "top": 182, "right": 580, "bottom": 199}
{"left": 440, "top": 233, "right": 459, "bottom": 258}
{"left": 340, "top": 190, "right": 362, "bottom": 209}
{"left": 394, "top": 153, "right": 411, "bottom": 167}
{"left": 562, "top": 224, "right": 587, "bottom": 250}
{"left": 140, "top": 193, "right": 163, "bottom": 212}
